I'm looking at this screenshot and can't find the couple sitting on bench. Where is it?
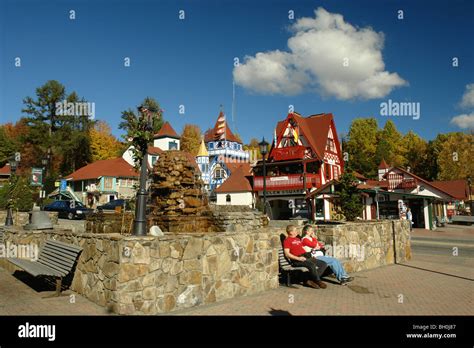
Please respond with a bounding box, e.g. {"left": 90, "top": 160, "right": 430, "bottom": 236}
{"left": 283, "top": 224, "right": 353, "bottom": 289}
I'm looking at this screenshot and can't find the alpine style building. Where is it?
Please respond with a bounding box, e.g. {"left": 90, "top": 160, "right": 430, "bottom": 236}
{"left": 197, "top": 111, "right": 250, "bottom": 193}
{"left": 253, "top": 112, "right": 344, "bottom": 220}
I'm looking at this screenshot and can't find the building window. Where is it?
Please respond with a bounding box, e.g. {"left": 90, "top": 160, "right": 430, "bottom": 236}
{"left": 151, "top": 156, "right": 157, "bottom": 166}
{"left": 326, "top": 138, "right": 336, "bottom": 152}
{"left": 333, "top": 166, "right": 339, "bottom": 180}
{"left": 104, "top": 177, "right": 113, "bottom": 189}
{"left": 169, "top": 141, "right": 178, "bottom": 150}
{"left": 209, "top": 142, "right": 214, "bottom": 149}
{"left": 226, "top": 194, "right": 231, "bottom": 204}
{"left": 325, "top": 163, "right": 331, "bottom": 181}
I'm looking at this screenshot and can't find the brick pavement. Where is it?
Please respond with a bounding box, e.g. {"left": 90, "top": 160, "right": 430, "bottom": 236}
{"left": 173, "top": 252, "right": 474, "bottom": 315}
{"left": 0, "top": 269, "right": 108, "bottom": 315}
{"left": 0, "top": 241, "right": 472, "bottom": 316}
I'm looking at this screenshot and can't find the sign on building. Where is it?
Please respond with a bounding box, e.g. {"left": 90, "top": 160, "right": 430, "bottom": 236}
{"left": 30, "top": 168, "right": 43, "bottom": 186}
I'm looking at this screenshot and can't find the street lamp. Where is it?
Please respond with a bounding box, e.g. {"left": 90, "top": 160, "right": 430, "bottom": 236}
{"left": 373, "top": 186, "right": 380, "bottom": 220}
{"left": 5, "top": 156, "right": 19, "bottom": 226}
{"left": 133, "top": 105, "right": 154, "bottom": 236}
{"left": 467, "top": 176, "right": 472, "bottom": 216}
{"left": 259, "top": 137, "right": 269, "bottom": 215}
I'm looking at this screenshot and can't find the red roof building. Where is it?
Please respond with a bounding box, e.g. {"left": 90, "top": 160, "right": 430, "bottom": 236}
{"left": 66, "top": 157, "right": 138, "bottom": 181}
{"left": 154, "top": 122, "right": 180, "bottom": 139}
{"left": 253, "top": 112, "right": 344, "bottom": 220}
{"left": 215, "top": 167, "right": 252, "bottom": 193}
{"left": 204, "top": 111, "right": 241, "bottom": 143}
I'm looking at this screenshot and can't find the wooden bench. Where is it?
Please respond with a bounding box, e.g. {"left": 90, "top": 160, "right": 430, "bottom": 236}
{"left": 8, "top": 239, "right": 82, "bottom": 296}
{"left": 450, "top": 215, "right": 474, "bottom": 225}
{"left": 278, "top": 246, "right": 309, "bottom": 287}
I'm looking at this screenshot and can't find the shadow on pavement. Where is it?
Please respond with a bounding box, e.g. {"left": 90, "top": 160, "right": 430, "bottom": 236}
{"left": 397, "top": 263, "right": 474, "bottom": 282}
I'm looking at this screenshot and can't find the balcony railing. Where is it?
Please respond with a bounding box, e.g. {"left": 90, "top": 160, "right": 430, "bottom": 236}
{"left": 254, "top": 173, "right": 321, "bottom": 191}
{"left": 387, "top": 174, "right": 417, "bottom": 190}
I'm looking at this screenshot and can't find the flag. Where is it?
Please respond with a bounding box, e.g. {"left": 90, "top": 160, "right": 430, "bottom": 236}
{"left": 293, "top": 126, "right": 299, "bottom": 143}
{"left": 274, "top": 128, "right": 277, "bottom": 146}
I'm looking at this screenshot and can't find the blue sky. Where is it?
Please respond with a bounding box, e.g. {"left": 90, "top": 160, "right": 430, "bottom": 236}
{"left": 1, "top": 0, "right": 473, "bottom": 143}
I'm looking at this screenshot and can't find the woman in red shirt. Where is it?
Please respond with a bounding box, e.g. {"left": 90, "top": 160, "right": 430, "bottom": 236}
{"left": 283, "top": 225, "right": 328, "bottom": 289}
{"left": 301, "top": 225, "right": 354, "bottom": 285}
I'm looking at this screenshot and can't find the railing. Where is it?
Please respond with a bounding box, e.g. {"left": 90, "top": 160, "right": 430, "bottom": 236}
{"left": 253, "top": 173, "right": 321, "bottom": 191}
{"left": 388, "top": 173, "right": 417, "bottom": 190}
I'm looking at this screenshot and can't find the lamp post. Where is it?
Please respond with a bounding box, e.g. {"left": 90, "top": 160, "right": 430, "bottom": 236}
{"left": 259, "top": 137, "right": 269, "bottom": 215}
{"left": 133, "top": 105, "right": 154, "bottom": 236}
{"left": 373, "top": 186, "right": 380, "bottom": 220}
{"left": 5, "top": 155, "right": 19, "bottom": 226}
{"left": 468, "top": 176, "right": 472, "bottom": 216}
{"left": 41, "top": 157, "right": 48, "bottom": 205}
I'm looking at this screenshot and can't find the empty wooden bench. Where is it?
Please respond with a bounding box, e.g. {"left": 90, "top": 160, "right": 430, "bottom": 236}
{"left": 8, "top": 239, "right": 82, "bottom": 296}
{"left": 278, "top": 246, "right": 309, "bottom": 286}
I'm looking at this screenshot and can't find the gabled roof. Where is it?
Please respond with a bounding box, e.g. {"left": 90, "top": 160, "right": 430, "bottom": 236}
{"left": 66, "top": 157, "right": 139, "bottom": 181}
{"left": 204, "top": 111, "right": 241, "bottom": 143}
{"left": 148, "top": 146, "right": 163, "bottom": 155}
{"left": 353, "top": 171, "right": 368, "bottom": 181}
{"left": 378, "top": 159, "right": 390, "bottom": 169}
{"left": 384, "top": 167, "right": 457, "bottom": 199}
{"left": 431, "top": 180, "right": 470, "bottom": 200}
{"left": 215, "top": 166, "right": 252, "bottom": 193}
{"left": 274, "top": 112, "right": 337, "bottom": 161}
{"left": 0, "top": 164, "right": 11, "bottom": 176}
{"left": 154, "top": 122, "right": 180, "bottom": 139}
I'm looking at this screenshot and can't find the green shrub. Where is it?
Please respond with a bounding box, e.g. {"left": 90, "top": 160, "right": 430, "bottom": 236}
{"left": 0, "top": 177, "right": 34, "bottom": 212}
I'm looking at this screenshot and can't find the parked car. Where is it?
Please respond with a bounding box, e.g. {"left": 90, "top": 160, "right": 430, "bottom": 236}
{"left": 43, "top": 200, "right": 93, "bottom": 220}
{"left": 96, "top": 199, "right": 131, "bottom": 212}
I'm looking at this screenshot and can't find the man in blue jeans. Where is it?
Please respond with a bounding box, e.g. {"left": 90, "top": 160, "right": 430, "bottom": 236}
{"left": 301, "top": 225, "right": 354, "bottom": 286}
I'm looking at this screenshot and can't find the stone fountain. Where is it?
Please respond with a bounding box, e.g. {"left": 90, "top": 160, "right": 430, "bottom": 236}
{"left": 148, "top": 151, "right": 220, "bottom": 232}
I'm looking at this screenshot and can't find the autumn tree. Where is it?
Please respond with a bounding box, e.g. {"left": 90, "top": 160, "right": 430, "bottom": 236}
{"left": 243, "top": 138, "right": 263, "bottom": 160}
{"left": 180, "top": 124, "right": 202, "bottom": 156}
{"left": 344, "top": 118, "right": 379, "bottom": 177}
{"left": 437, "top": 132, "right": 474, "bottom": 180}
{"left": 402, "top": 131, "right": 429, "bottom": 176}
{"left": 0, "top": 126, "right": 16, "bottom": 165}
{"left": 375, "top": 120, "right": 406, "bottom": 168}
{"left": 90, "top": 121, "right": 122, "bottom": 161}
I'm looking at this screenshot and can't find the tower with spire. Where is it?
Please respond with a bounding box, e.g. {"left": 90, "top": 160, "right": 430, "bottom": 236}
{"left": 199, "top": 109, "right": 250, "bottom": 191}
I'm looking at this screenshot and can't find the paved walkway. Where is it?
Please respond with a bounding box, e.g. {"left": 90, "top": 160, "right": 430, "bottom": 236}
{"left": 0, "top": 228, "right": 472, "bottom": 316}
{"left": 0, "top": 270, "right": 108, "bottom": 315}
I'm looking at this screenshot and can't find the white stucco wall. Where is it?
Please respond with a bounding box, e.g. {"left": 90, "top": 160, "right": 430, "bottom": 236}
{"left": 153, "top": 137, "right": 180, "bottom": 151}
{"left": 216, "top": 192, "right": 253, "bottom": 207}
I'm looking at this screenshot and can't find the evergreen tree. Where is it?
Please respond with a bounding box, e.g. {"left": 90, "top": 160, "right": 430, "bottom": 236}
{"left": 334, "top": 172, "right": 363, "bottom": 221}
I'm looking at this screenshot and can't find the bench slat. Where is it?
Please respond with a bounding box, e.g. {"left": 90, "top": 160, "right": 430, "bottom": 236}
{"left": 41, "top": 245, "right": 81, "bottom": 260}
{"left": 8, "top": 258, "right": 63, "bottom": 277}
{"left": 37, "top": 260, "right": 69, "bottom": 276}
{"left": 45, "top": 240, "right": 83, "bottom": 253}
{"left": 42, "top": 242, "right": 81, "bottom": 256}
{"left": 38, "top": 252, "right": 75, "bottom": 270}
{"left": 40, "top": 248, "right": 77, "bottom": 260}
{"left": 8, "top": 239, "right": 82, "bottom": 279}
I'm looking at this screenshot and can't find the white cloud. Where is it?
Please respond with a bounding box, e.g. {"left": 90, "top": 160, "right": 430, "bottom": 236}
{"left": 233, "top": 7, "right": 407, "bottom": 99}
{"left": 460, "top": 83, "right": 474, "bottom": 108}
{"left": 450, "top": 113, "right": 474, "bottom": 129}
